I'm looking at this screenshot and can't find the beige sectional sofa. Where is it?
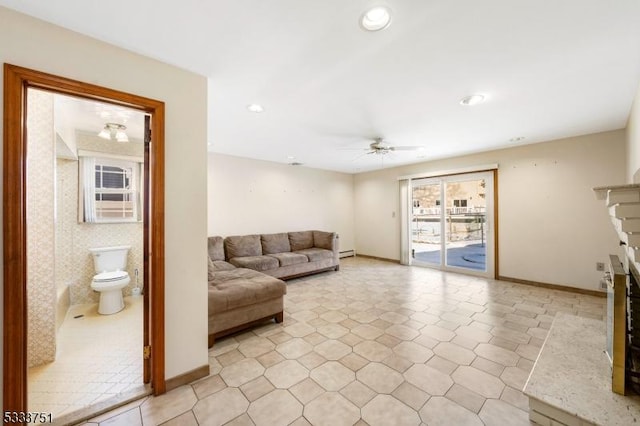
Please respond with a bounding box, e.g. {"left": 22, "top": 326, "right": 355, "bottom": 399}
{"left": 224, "top": 230, "right": 339, "bottom": 279}
{"left": 207, "top": 231, "right": 339, "bottom": 347}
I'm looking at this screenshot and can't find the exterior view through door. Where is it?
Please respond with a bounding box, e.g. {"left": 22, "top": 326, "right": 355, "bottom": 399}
{"left": 405, "top": 170, "right": 495, "bottom": 277}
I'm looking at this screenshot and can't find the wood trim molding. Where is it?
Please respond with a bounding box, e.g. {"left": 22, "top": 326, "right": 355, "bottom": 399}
{"left": 493, "top": 169, "right": 499, "bottom": 278}
{"left": 355, "top": 254, "right": 401, "bottom": 264}
{"left": 3, "top": 64, "right": 166, "bottom": 413}
{"left": 3, "top": 62, "right": 29, "bottom": 416}
{"left": 165, "top": 365, "right": 210, "bottom": 392}
{"left": 498, "top": 275, "right": 606, "bottom": 298}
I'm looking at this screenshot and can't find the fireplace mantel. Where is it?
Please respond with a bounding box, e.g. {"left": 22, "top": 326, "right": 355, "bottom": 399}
{"left": 593, "top": 184, "right": 640, "bottom": 268}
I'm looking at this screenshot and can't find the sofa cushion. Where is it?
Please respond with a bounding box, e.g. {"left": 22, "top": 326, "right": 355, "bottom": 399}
{"left": 212, "top": 260, "right": 236, "bottom": 272}
{"left": 208, "top": 236, "right": 226, "bottom": 261}
{"left": 313, "top": 231, "right": 335, "bottom": 250}
{"left": 289, "top": 231, "right": 314, "bottom": 251}
{"left": 267, "top": 252, "right": 309, "bottom": 267}
{"left": 261, "top": 233, "right": 291, "bottom": 255}
{"left": 207, "top": 257, "right": 216, "bottom": 281}
{"left": 225, "top": 235, "right": 262, "bottom": 259}
{"left": 209, "top": 268, "right": 286, "bottom": 312}
{"left": 230, "top": 255, "right": 279, "bottom": 271}
{"left": 294, "top": 248, "right": 334, "bottom": 262}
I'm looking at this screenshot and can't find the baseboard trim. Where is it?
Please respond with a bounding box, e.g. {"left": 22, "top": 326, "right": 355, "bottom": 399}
{"left": 498, "top": 275, "right": 606, "bottom": 298}
{"left": 165, "top": 364, "right": 210, "bottom": 392}
{"left": 356, "top": 254, "right": 401, "bottom": 264}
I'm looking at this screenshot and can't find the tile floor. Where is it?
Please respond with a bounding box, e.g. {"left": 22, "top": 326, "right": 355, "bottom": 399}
{"left": 29, "top": 296, "right": 145, "bottom": 421}
{"left": 81, "top": 257, "right": 605, "bottom": 425}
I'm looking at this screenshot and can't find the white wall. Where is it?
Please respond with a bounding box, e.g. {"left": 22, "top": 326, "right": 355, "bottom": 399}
{"left": 354, "top": 130, "right": 626, "bottom": 291}
{"left": 627, "top": 82, "right": 640, "bottom": 183}
{"left": 0, "top": 5, "right": 209, "bottom": 399}
{"left": 208, "top": 153, "right": 355, "bottom": 252}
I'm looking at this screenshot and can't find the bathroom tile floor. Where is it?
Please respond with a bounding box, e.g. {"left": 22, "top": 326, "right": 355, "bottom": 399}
{"left": 81, "top": 257, "right": 605, "bottom": 425}
{"left": 28, "top": 296, "right": 145, "bottom": 421}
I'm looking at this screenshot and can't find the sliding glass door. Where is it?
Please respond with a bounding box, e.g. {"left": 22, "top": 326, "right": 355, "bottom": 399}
{"left": 409, "top": 171, "right": 495, "bottom": 277}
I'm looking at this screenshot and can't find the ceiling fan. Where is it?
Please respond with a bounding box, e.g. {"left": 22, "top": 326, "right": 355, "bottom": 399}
{"left": 362, "top": 138, "right": 425, "bottom": 155}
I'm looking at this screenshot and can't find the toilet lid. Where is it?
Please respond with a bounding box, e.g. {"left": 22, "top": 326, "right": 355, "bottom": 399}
{"left": 94, "top": 271, "right": 129, "bottom": 282}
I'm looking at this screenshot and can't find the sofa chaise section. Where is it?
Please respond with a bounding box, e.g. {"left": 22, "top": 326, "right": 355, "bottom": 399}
{"left": 207, "top": 236, "right": 286, "bottom": 347}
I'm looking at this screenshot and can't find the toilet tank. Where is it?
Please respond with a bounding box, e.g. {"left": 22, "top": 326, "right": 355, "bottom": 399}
{"left": 89, "top": 245, "right": 131, "bottom": 273}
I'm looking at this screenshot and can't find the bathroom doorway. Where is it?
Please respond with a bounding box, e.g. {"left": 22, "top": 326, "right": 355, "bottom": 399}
{"left": 3, "top": 65, "right": 166, "bottom": 421}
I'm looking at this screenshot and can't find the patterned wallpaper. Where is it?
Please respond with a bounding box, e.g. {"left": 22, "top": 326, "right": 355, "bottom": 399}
{"left": 27, "top": 89, "right": 57, "bottom": 368}
{"left": 60, "top": 134, "right": 144, "bottom": 305}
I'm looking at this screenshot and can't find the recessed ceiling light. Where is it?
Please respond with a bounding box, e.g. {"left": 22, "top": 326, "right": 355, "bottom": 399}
{"left": 360, "top": 6, "right": 392, "bottom": 31}
{"left": 459, "top": 94, "right": 486, "bottom": 106}
{"left": 509, "top": 136, "right": 525, "bottom": 142}
{"left": 247, "top": 104, "right": 265, "bottom": 113}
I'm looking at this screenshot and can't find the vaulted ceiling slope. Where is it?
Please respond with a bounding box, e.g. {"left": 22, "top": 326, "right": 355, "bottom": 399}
{"left": 3, "top": 1, "right": 640, "bottom": 173}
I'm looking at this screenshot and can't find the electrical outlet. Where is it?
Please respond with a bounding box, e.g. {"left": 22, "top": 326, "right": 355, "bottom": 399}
{"left": 600, "top": 280, "right": 608, "bottom": 290}
{"left": 596, "top": 262, "right": 605, "bottom": 271}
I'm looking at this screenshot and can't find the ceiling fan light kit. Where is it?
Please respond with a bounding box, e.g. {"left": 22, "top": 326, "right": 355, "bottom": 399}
{"left": 98, "top": 122, "right": 129, "bottom": 143}
{"left": 360, "top": 6, "right": 392, "bottom": 31}
{"left": 459, "top": 94, "right": 486, "bottom": 106}
{"left": 247, "top": 103, "right": 265, "bottom": 113}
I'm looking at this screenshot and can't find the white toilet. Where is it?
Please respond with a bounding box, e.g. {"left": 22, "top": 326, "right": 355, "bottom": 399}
{"left": 89, "top": 245, "right": 131, "bottom": 315}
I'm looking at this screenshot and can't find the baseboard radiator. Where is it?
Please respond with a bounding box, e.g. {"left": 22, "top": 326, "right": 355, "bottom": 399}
{"left": 339, "top": 250, "right": 356, "bottom": 258}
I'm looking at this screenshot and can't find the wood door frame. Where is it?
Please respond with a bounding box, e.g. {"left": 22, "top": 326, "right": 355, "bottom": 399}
{"left": 3, "top": 64, "right": 166, "bottom": 413}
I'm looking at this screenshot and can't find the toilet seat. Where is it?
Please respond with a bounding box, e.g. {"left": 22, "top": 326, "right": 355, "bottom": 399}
{"left": 94, "top": 270, "right": 129, "bottom": 282}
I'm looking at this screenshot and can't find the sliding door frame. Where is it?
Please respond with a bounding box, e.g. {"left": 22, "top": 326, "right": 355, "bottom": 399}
{"left": 404, "top": 168, "right": 499, "bottom": 278}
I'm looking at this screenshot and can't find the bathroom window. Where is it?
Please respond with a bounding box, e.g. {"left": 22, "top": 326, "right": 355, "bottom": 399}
{"left": 79, "top": 156, "right": 142, "bottom": 223}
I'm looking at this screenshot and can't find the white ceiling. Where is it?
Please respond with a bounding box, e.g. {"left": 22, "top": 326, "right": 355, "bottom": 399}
{"left": 4, "top": 0, "right": 640, "bottom": 173}
{"left": 53, "top": 94, "right": 146, "bottom": 142}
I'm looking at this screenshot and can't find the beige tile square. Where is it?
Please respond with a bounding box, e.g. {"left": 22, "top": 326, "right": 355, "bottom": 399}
{"left": 404, "top": 364, "right": 453, "bottom": 396}
{"left": 240, "top": 376, "right": 275, "bottom": 402}
{"left": 362, "top": 394, "right": 420, "bottom": 425}
{"left": 297, "top": 351, "right": 327, "bottom": 370}
{"left": 303, "top": 332, "right": 328, "bottom": 346}
{"left": 191, "top": 374, "right": 226, "bottom": 399}
{"left": 290, "top": 378, "right": 325, "bottom": 404}
{"left": 451, "top": 366, "right": 504, "bottom": 399}
{"left": 160, "top": 411, "right": 198, "bottom": 426}
{"left": 264, "top": 360, "right": 309, "bottom": 389}
{"left": 276, "top": 338, "right": 313, "bottom": 359}
{"left": 310, "top": 361, "right": 355, "bottom": 391}
{"left": 354, "top": 340, "right": 392, "bottom": 362}
{"left": 340, "top": 381, "right": 376, "bottom": 407}
{"left": 141, "top": 386, "right": 197, "bottom": 426}
{"left": 426, "top": 355, "right": 458, "bottom": 375}
{"left": 340, "top": 352, "right": 370, "bottom": 372}
{"left": 471, "top": 356, "right": 505, "bottom": 377}
{"left": 256, "top": 350, "right": 285, "bottom": 369}
{"left": 375, "top": 333, "right": 401, "bottom": 348}
{"left": 304, "top": 392, "right": 360, "bottom": 426}
{"left": 193, "top": 388, "right": 250, "bottom": 426}
{"left": 220, "top": 358, "right": 265, "bottom": 387}
{"left": 339, "top": 332, "right": 364, "bottom": 347}
{"left": 314, "top": 340, "right": 352, "bottom": 360}
{"left": 392, "top": 381, "right": 429, "bottom": 411}
{"left": 393, "top": 341, "right": 434, "bottom": 363}
{"left": 216, "top": 349, "right": 245, "bottom": 367}
{"left": 445, "top": 383, "right": 486, "bottom": 413}
{"left": 380, "top": 354, "right": 412, "bottom": 374}
{"left": 419, "top": 396, "right": 482, "bottom": 426}
{"left": 356, "top": 362, "right": 404, "bottom": 394}
{"left": 479, "top": 398, "right": 529, "bottom": 425}
{"left": 248, "top": 389, "right": 302, "bottom": 426}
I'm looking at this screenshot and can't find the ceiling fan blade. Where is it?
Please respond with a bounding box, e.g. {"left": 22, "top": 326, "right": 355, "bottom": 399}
{"left": 351, "top": 151, "right": 375, "bottom": 162}
{"left": 390, "top": 146, "right": 425, "bottom": 151}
